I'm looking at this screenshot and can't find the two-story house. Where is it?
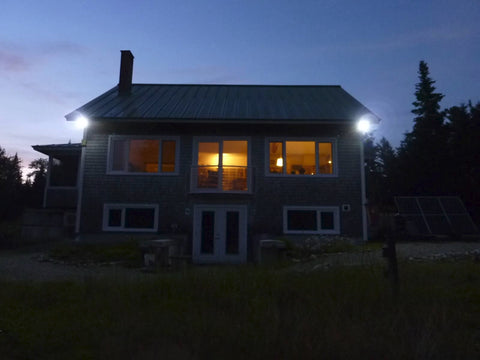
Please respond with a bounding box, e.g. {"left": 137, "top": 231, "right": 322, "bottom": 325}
{"left": 35, "top": 50, "right": 379, "bottom": 263}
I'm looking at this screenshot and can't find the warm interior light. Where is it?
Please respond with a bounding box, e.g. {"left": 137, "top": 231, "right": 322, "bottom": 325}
{"left": 356, "top": 117, "right": 371, "bottom": 134}
{"left": 276, "top": 158, "right": 283, "bottom": 167}
{"left": 328, "top": 160, "right": 332, "bottom": 164}
{"left": 75, "top": 115, "right": 89, "bottom": 129}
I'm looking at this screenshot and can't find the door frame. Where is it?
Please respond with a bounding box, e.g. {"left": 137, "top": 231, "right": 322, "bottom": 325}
{"left": 193, "top": 204, "right": 248, "bottom": 264}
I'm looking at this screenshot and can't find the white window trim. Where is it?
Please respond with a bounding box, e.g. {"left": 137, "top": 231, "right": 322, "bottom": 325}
{"left": 265, "top": 138, "right": 338, "bottom": 177}
{"left": 107, "top": 135, "right": 180, "bottom": 175}
{"left": 283, "top": 206, "right": 340, "bottom": 235}
{"left": 103, "top": 203, "right": 159, "bottom": 232}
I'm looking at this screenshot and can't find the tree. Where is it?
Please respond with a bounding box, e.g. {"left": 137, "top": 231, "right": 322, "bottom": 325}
{"left": 397, "top": 61, "right": 447, "bottom": 194}
{"left": 26, "top": 158, "right": 48, "bottom": 208}
{"left": 365, "top": 137, "right": 397, "bottom": 210}
{"left": 0, "top": 146, "right": 24, "bottom": 220}
{"left": 444, "top": 102, "right": 480, "bottom": 222}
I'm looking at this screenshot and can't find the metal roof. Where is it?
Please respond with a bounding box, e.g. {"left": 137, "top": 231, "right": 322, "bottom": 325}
{"left": 65, "top": 84, "right": 379, "bottom": 124}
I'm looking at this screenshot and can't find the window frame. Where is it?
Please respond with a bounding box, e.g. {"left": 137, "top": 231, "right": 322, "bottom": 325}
{"left": 265, "top": 138, "right": 338, "bottom": 177}
{"left": 102, "top": 203, "right": 159, "bottom": 232}
{"left": 107, "top": 135, "right": 180, "bottom": 175}
{"left": 283, "top": 206, "right": 340, "bottom": 234}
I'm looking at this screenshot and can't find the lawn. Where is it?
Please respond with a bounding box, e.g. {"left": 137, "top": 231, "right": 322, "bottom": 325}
{"left": 0, "top": 260, "right": 479, "bottom": 359}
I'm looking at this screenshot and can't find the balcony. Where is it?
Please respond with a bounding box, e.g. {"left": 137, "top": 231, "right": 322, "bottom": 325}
{"left": 190, "top": 166, "right": 252, "bottom": 193}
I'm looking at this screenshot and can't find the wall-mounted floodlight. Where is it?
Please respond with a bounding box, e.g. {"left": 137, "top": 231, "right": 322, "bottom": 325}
{"left": 75, "top": 115, "right": 89, "bottom": 130}
{"left": 356, "top": 116, "right": 371, "bottom": 134}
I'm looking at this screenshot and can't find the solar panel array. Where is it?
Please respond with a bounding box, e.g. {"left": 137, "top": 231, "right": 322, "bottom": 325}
{"left": 394, "top": 196, "right": 478, "bottom": 236}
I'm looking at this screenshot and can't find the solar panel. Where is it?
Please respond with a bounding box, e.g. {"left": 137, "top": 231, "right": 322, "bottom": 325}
{"left": 394, "top": 196, "right": 479, "bottom": 236}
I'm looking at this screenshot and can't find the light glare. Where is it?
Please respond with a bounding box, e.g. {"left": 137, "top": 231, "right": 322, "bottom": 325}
{"left": 356, "top": 119, "right": 371, "bottom": 134}
{"left": 75, "top": 116, "right": 89, "bottom": 129}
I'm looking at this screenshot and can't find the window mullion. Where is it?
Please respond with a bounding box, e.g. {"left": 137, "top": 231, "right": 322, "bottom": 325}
{"left": 158, "top": 140, "right": 162, "bottom": 173}
{"left": 315, "top": 141, "right": 319, "bottom": 175}
{"left": 124, "top": 140, "right": 130, "bottom": 172}
{"left": 282, "top": 141, "right": 286, "bottom": 175}
{"left": 121, "top": 208, "right": 126, "bottom": 229}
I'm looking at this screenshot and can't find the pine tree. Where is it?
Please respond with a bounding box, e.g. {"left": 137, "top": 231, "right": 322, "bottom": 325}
{"left": 398, "top": 61, "right": 447, "bottom": 194}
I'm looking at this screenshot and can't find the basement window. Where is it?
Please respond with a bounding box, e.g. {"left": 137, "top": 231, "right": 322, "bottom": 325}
{"left": 283, "top": 206, "right": 340, "bottom": 234}
{"left": 103, "top": 204, "right": 159, "bottom": 232}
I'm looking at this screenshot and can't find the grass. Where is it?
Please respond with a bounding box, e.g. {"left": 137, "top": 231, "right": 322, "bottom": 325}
{"left": 48, "top": 240, "right": 143, "bottom": 267}
{"left": 0, "top": 261, "right": 480, "bottom": 359}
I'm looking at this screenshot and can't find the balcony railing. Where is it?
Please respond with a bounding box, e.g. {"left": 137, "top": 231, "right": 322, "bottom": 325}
{"left": 190, "top": 166, "right": 252, "bottom": 193}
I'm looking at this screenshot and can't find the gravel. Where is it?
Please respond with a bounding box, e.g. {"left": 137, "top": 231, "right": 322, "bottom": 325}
{"left": 1, "top": 241, "right": 480, "bottom": 281}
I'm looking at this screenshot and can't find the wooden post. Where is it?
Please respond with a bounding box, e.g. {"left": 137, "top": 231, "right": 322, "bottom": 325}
{"left": 382, "top": 236, "right": 399, "bottom": 296}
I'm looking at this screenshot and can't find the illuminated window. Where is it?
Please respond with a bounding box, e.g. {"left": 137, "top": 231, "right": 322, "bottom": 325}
{"left": 195, "top": 139, "right": 249, "bottom": 191}
{"left": 268, "top": 139, "right": 335, "bottom": 176}
{"left": 108, "top": 136, "right": 178, "bottom": 174}
{"left": 103, "top": 204, "right": 158, "bottom": 232}
{"left": 283, "top": 206, "right": 339, "bottom": 234}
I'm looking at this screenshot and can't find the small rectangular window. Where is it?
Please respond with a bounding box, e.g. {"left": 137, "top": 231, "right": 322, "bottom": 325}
{"left": 284, "top": 206, "right": 339, "bottom": 234}
{"left": 103, "top": 204, "right": 158, "bottom": 232}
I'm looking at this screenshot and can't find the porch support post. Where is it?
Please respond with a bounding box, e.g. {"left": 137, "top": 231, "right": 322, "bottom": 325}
{"left": 360, "top": 139, "right": 368, "bottom": 242}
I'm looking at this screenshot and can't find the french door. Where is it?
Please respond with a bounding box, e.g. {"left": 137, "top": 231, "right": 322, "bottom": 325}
{"left": 193, "top": 205, "right": 247, "bottom": 263}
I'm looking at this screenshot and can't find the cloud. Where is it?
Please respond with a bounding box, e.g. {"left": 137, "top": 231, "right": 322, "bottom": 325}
{"left": 0, "top": 40, "right": 88, "bottom": 75}
{"left": 0, "top": 50, "right": 31, "bottom": 72}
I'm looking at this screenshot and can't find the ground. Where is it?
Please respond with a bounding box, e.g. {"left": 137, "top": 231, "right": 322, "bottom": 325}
{"left": 1, "top": 241, "right": 479, "bottom": 281}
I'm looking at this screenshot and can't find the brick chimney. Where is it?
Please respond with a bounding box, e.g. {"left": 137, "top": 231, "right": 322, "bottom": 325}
{"left": 118, "top": 50, "right": 134, "bottom": 94}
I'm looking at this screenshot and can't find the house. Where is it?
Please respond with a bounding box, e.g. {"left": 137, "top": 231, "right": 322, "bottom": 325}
{"left": 34, "top": 50, "right": 379, "bottom": 263}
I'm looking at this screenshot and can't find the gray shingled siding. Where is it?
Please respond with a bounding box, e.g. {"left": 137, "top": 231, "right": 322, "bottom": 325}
{"left": 79, "top": 123, "right": 363, "bottom": 248}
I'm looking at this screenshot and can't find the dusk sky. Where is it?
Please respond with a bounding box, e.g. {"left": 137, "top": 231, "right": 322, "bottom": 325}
{"left": 1, "top": 0, "right": 479, "bottom": 176}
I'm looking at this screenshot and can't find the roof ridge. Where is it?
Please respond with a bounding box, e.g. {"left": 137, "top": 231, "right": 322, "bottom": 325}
{"left": 130, "top": 83, "right": 342, "bottom": 88}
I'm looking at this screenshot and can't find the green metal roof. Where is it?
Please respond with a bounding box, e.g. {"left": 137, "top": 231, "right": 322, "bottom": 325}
{"left": 65, "top": 84, "right": 379, "bottom": 123}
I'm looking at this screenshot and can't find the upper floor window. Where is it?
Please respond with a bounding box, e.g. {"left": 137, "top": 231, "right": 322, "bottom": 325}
{"left": 192, "top": 138, "right": 250, "bottom": 192}
{"left": 268, "top": 139, "right": 336, "bottom": 176}
{"left": 108, "top": 136, "right": 179, "bottom": 175}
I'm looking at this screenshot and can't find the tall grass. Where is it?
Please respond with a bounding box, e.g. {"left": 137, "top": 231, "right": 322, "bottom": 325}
{"left": 0, "top": 262, "right": 479, "bottom": 359}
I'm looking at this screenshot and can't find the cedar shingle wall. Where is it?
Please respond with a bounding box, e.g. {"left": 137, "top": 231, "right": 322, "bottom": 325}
{"left": 79, "top": 123, "right": 362, "bottom": 238}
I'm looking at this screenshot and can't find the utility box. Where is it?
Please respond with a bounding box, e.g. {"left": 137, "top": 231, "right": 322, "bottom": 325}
{"left": 140, "top": 239, "right": 178, "bottom": 269}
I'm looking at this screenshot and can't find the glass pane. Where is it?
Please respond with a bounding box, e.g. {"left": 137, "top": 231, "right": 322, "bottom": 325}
{"left": 223, "top": 141, "right": 247, "bottom": 166}
{"left": 108, "top": 209, "right": 122, "bottom": 227}
{"left": 161, "top": 140, "right": 176, "bottom": 172}
{"left": 226, "top": 211, "right": 240, "bottom": 254}
{"left": 286, "top": 141, "right": 316, "bottom": 175}
{"left": 201, "top": 211, "right": 215, "bottom": 254}
{"left": 198, "top": 142, "right": 219, "bottom": 165}
{"left": 128, "top": 140, "right": 159, "bottom": 172}
{"left": 318, "top": 142, "right": 333, "bottom": 174}
{"left": 320, "top": 212, "right": 335, "bottom": 230}
{"left": 269, "top": 142, "right": 283, "bottom": 174}
{"left": 287, "top": 210, "right": 317, "bottom": 231}
{"left": 125, "top": 208, "right": 155, "bottom": 229}
{"left": 112, "top": 139, "right": 127, "bottom": 171}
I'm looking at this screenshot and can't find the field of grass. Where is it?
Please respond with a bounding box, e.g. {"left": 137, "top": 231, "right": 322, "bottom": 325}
{"left": 1, "top": 260, "right": 479, "bottom": 359}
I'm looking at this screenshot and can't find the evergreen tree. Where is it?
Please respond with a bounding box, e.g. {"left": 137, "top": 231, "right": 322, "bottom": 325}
{"left": 26, "top": 158, "right": 48, "bottom": 208}
{"left": 398, "top": 61, "right": 447, "bottom": 194}
{"left": 0, "top": 146, "right": 24, "bottom": 220}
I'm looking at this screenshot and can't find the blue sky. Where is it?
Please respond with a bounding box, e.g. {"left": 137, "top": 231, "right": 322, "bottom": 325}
{"left": 1, "top": 0, "right": 479, "bottom": 175}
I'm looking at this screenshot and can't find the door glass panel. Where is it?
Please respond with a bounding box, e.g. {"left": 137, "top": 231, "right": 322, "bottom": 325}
{"left": 286, "top": 141, "right": 316, "bottom": 175}
{"left": 225, "top": 211, "right": 240, "bottom": 254}
{"left": 201, "top": 211, "right": 215, "bottom": 254}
